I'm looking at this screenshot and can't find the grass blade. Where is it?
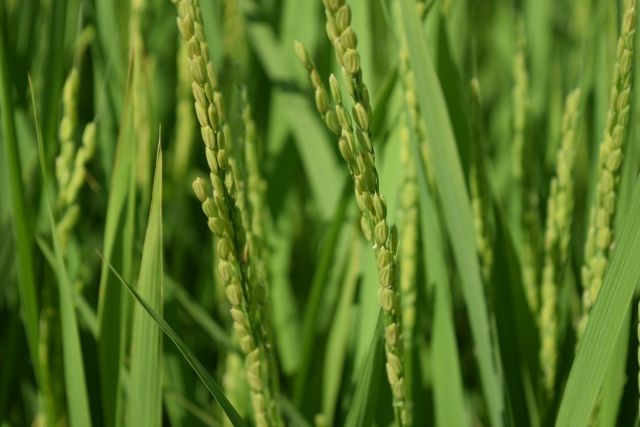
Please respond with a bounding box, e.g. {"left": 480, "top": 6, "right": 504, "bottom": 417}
{"left": 344, "top": 311, "right": 384, "bottom": 427}
{"left": 406, "top": 104, "right": 467, "bottom": 426}
{"left": 599, "top": 303, "right": 631, "bottom": 427}
{"left": 0, "top": 12, "right": 40, "bottom": 383}
{"left": 96, "top": 55, "right": 134, "bottom": 427}
{"left": 98, "top": 252, "right": 248, "bottom": 427}
{"left": 30, "top": 76, "right": 93, "bottom": 427}
{"left": 399, "top": 1, "right": 506, "bottom": 425}
{"left": 556, "top": 176, "right": 640, "bottom": 426}
{"left": 322, "top": 226, "right": 360, "bottom": 424}
{"left": 129, "top": 139, "right": 164, "bottom": 427}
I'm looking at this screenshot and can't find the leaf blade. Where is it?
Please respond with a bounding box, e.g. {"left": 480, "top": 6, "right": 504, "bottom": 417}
{"left": 98, "top": 252, "right": 248, "bottom": 427}
{"left": 129, "top": 139, "right": 164, "bottom": 427}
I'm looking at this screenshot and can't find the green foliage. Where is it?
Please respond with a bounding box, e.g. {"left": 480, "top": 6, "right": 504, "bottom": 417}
{"left": 3, "top": 0, "right": 640, "bottom": 426}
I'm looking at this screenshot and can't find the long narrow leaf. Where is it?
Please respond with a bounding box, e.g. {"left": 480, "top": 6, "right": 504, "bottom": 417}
{"left": 129, "top": 140, "right": 164, "bottom": 427}
{"left": 343, "top": 311, "right": 384, "bottom": 427}
{"left": 322, "top": 227, "right": 361, "bottom": 424}
{"left": 407, "top": 104, "right": 467, "bottom": 426}
{"left": 98, "top": 252, "right": 248, "bottom": 427}
{"left": 96, "top": 54, "right": 135, "bottom": 427}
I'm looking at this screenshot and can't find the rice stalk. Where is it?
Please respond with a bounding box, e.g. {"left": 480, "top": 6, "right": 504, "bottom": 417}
{"left": 55, "top": 68, "right": 79, "bottom": 207}
{"left": 54, "top": 68, "right": 79, "bottom": 250}
{"left": 172, "top": 1, "right": 281, "bottom": 425}
{"left": 295, "top": 0, "right": 407, "bottom": 421}
{"left": 512, "top": 22, "right": 528, "bottom": 187}
{"left": 395, "top": 1, "right": 434, "bottom": 199}
{"left": 511, "top": 21, "right": 540, "bottom": 316}
{"left": 539, "top": 88, "right": 581, "bottom": 397}
{"left": 232, "top": 86, "right": 280, "bottom": 423}
{"left": 398, "top": 123, "right": 418, "bottom": 427}
{"left": 393, "top": 4, "right": 432, "bottom": 421}
{"left": 39, "top": 278, "right": 66, "bottom": 427}
{"left": 578, "top": 0, "right": 636, "bottom": 343}
{"left": 242, "top": 87, "right": 270, "bottom": 288}
{"left": 469, "top": 78, "right": 493, "bottom": 285}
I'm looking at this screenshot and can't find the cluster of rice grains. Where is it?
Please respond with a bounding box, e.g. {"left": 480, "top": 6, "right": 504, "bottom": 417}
{"left": 172, "top": 1, "right": 281, "bottom": 425}
{"left": 468, "top": 78, "right": 494, "bottom": 285}
{"left": 55, "top": 68, "right": 97, "bottom": 251}
{"left": 539, "top": 89, "right": 580, "bottom": 397}
{"left": 295, "top": 0, "right": 408, "bottom": 423}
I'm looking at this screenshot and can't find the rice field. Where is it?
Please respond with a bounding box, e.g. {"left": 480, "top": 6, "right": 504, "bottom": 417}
{"left": 1, "top": 0, "right": 640, "bottom": 426}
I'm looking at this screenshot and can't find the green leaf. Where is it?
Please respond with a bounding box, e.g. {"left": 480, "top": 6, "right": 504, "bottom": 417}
{"left": 29, "top": 76, "right": 93, "bottom": 427}
{"left": 398, "top": 1, "right": 506, "bottom": 425}
{"left": 344, "top": 311, "right": 384, "bottom": 427}
{"left": 129, "top": 140, "right": 164, "bottom": 427}
{"left": 406, "top": 102, "right": 467, "bottom": 426}
{"left": 599, "top": 303, "right": 631, "bottom": 427}
{"left": 96, "top": 57, "right": 135, "bottom": 427}
{"left": 556, "top": 176, "right": 640, "bottom": 426}
{"left": 492, "top": 204, "right": 538, "bottom": 427}
{"left": 98, "top": 252, "right": 248, "bottom": 427}
{"left": 322, "top": 228, "right": 361, "bottom": 424}
{"left": 0, "top": 15, "right": 40, "bottom": 385}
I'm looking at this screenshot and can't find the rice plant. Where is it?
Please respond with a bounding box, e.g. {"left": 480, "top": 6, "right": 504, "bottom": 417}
{"left": 3, "top": 0, "right": 640, "bottom": 426}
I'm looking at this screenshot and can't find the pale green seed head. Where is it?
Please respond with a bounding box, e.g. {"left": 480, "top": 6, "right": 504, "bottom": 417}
{"left": 385, "top": 323, "right": 399, "bottom": 346}
{"left": 336, "top": 5, "right": 351, "bottom": 32}
{"left": 203, "top": 198, "right": 218, "bottom": 218}
{"left": 293, "top": 40, "right": 312, "bottom": 70}
{"left": 193, "top": 177, "right": 208, "bottom": 202}
{"left": 343, "top": 49, "right": 360, "bottom": 75}
{"left": 240, "top": 336, "right": 256, "bottom": 354}
{"left": 386, "top": 363, "right": 399, "bottom": 386}
{"left": 379, "top": 287, "right": 395, "bottom": 311}
{"left": 329, "top": 74, "right": 342, "bottom": 104}
{"left": 375, "top": 220, "right": 389, "bottom": 247}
